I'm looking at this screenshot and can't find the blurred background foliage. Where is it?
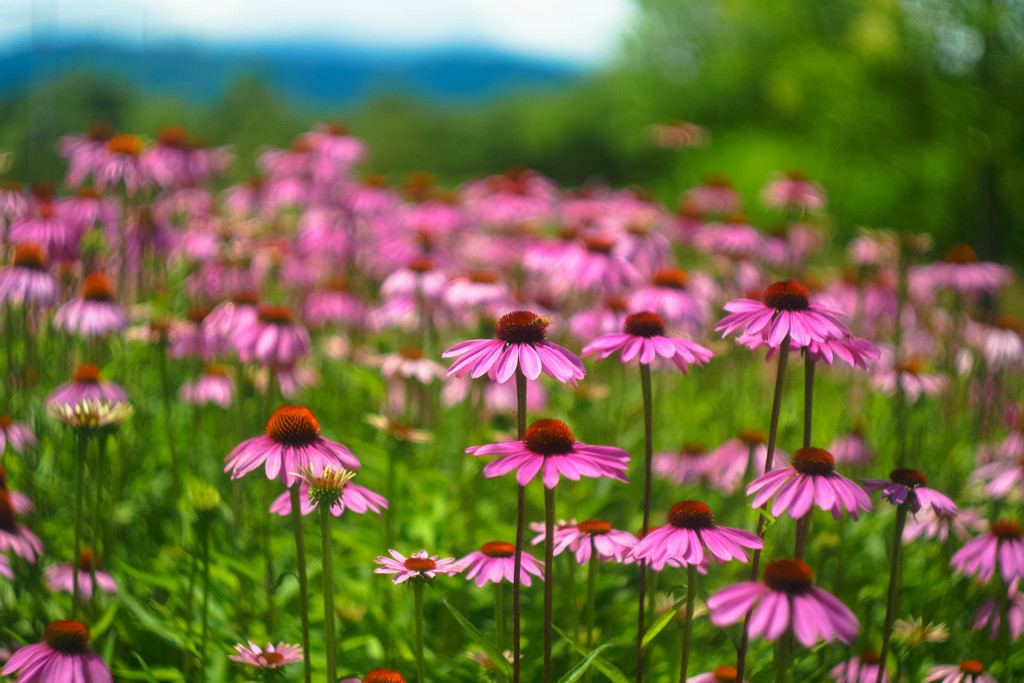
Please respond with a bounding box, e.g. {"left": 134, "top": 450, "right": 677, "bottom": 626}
{"left": 1, "top": 0, "right": 1023, "bottom": 259}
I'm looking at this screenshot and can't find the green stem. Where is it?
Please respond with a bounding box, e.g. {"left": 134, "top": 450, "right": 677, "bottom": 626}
{"left": 679, "top": 564, "right": 697, "bottom": 683}
{"left": 794, "top": 515, "right": 812, "bottom": 561}
{"left": 513, "top": 368, "right": 527, "bottom": 683}
{"left": 414, "top": 580, "right": 426, "bottom": 683}
{"left": 495, "top": 582, "right": 506, "bottom": 654}
{"left": 875, "top": 503, "right": 909, "bottom": 683}
{"left": 636, "top": 362, "right": 653, "bottom": 683}
{"left": 200, "top": 516, "right": 211, "bottom": 682}
{"left": 320, "top": 507, "right": 337, "bottom": 683}
{"left": 775, "top": 631, "right": 792, "bottom": 683}
{"left": 290, "top": 486, "right": 312, "bottom": 683}
{"left": 544, "top": 486, "right": 555, "bottom": 683}
{"left": 586, "top": 539, "right": 597, "bottom": 683}
{"left": 803, "top": 357, "right": 815, "bottom": 450}
{"left": 72, "top": 432, "right": 88, "bottom": 617}
{"left": 737, "top": 333, "right": 791, "bottom": 682}
{"left": 90, "top": 432, "right": 107, "bottom": 610}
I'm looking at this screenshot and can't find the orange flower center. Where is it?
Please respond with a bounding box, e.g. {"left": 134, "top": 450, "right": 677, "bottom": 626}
{"left": 894, "top": 358, "right": 922, "bottom": 375}
{"left": 74, "top": 363, "right": 102, "bottom": 384}
{"left": 889, "top": 469, "right": 927, "bottom": 487}
{"left": 12, "top": 243, "right": 47, "bottom": 271}
{"left": 363, "top": 669, "right": 407, "bottom": 683}
{"left": 624, "top": 312, "right": 666, "bottom": 338}
{"left": 88, "top": 122, "right": 115, "bottom": 142}
{"left": 495, "top": 310, "right": 548, "bottom": 345}
{"left": 79, "top": 548, "right": 99, "bottom": 571}
{"left": 0, "top": 491, "right": 17, "bottom": 531}
{"left": 991, "top": 520, "right": 1022, "bottom": 540}
{"left": 265, "top": 406, "right": 320, "bottom": 447}
{"left": 400, "top": 348, "right": 424, "bottom": 360}
{"left": 204, "top": 364, "right": 229, "bottom": 377}
{"left": 995, "top": 315, "right": 1021, "bottom": 332}
{"left": 667, "top": 501, "right": 713, "bottom": 530}
{"left": 713, "top": 665, "right": 739, "bottom": 682}
{"left": 43, "top": 620, "right": 91, "bottom": 654}
{"left": 187, "top": 307, "right": 212, "bottom": 324}
{"left": 0, "top": 180, "right": 22, "bottom": 192}
{"left": 582, "top": 235, "right": 616, "bottom": 254}
{"left": 723, "top": 212, "right": 750, "bottom": 225}
{"left": 232, "top": 290, "right": 260, "bottom": 306}
{"left": 604, "top": 295, "right": 628, "bottom": 311}
{"left": 652, "top": 267, "right": 688, "bottom": 289}
{"left": 792, "top": 447, "right": 835, "bottom": 475}
{"left": 762, "top": 280, "right": 811, "bottom": 311}
{"left": 959, "top": 661, "right": 985, "bottom": 674}
{"left": 257, "top": 652, "right": 285, "bottom": 666}
{"left": 108, "top": 134, "right": 144, "bottom": 156}
{"left": 704, "top": 172, "right": 732, "bottom": 188}
{"left": 157, "top": 125, "right": 188, "bottom": 148}
{"left": 257, "top": 305, "right": 293, "bottom": 324}
{"left": 327, "top": 276, "right": 349, "bottom": 292}
{"left": 738, "top": 429, "right": 765, "bottom": 445}
{"left": 289, "top": 136, "right": 313, "bottom": 154}
{"left": 363, "top": 173, "right": 388, "bottom": 188}
{"left": 763, "top": 559, "right": 813, "bottom": 594}
{"left": 326, "top": 121, "right": 350, "bottom": 136}
{"left": 523, "top": 419, "right": 575, "bottom": 456}
{"left": 81, "top": 272, "right": 116, "bottom": 302}
{"left": 944, "top": 244, "right": 977, "bottom": 264}
{"left": 0, "top": 414, "right": 11, "bottom": 429}
{"left": 577, "top": 519, "right": 612, "bottom": 535}
{"left": 404, "top": 557, "right": 437, "bottom": 572}
{"left": 861, "top": 649, "right": 880, "bottom": 665}
{"left": 408, "top": 258, "right": 434, "bottom": 274}
{"left": 482, "top": 541, "right": 515, "bottom": 558}
{"left": 468, "top": 270, "right": 498, "bottom": 284}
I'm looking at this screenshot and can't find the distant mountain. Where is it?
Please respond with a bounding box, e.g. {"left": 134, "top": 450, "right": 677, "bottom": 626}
{"left": 0, "top": 39, "right": 585, "bottom": 105}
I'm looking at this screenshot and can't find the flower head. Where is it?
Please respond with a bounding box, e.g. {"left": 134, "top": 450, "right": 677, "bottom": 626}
{"left": 0, "top": 415, "right": 37, "bottom": 456}
{"left": 292, "top": 465, "right": 356, "bottom": 510}
{"left": 716, "top": 281, "right": 851, "bottom": 348}
{"left": 1, "top": 620, "right": 112, "bottom": 683}
{"left": 46, "top": 400, "right": 134, "bottom": 432}
{"left": 747, "top": 447, "right": 872, "bottom": 520}
{"left": 229, "top": 641, "right": 303, "bottom": 669}
{"left": 627, "top": 501, "right": 763, "bottom": 569}
{"left": 535, "top": 518, "right": 638, "bottom": 564}
{"left": 828, "top": 650, "right": 888, "bottom": 683}
{"left": 374, "top": 549, "right": 461, "bottom": 585}
{"left": 44, "top": 549, "right": 118, "bottom": 599}
{"left": 582, "top": 311, "right": 713, "bottom": 372}
{"left": 861, "top": 469, "right": 958, "bottom": 516}
{"left": 0, "top": 489, "right": 44, "bottom": 561}
{"left": 340, "top": 669, "right": 408, "bottom": 683}
{"left": 458, "top": 542, "right": 545, "bottom": 587}
{"left": 53, "top": 272, "right": 127, "bottom": 338}
{"left": 922, "top": 660, "right": 997, "bottom": 683}
{"left": 686, "top": 665, "right": 746, "bottom": 682}
{"left": 950, "top": 519, "right": 1024, "bottom": 583}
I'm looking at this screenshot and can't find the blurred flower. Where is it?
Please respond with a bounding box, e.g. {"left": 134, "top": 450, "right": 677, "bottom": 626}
{"left": 684, "top": 174, "right": 741, "bottom": 215}
{"left": 950, "top": 519, "right": 1024, "bottom": 583}
{"left": 687, "top": 666, "right": 745, "bottom": 682}
{"left": 1, "top": 620, "right": 112, "bottom": 683}
{"left": 627, "top": 501, "right": 762, "bottom": 568}
{"left": 582, "top": 312, "right": 713, "bottom": 372}
{"left": 903, "top": 506, "right": 986, "bottom": 545}
{"left": 762, "top": 169, "right": 827, "bottom": 212}
{"left": 46, "top": 400, "right": 133, "bottom": 432}
{"left": 0, "top": 242, "right": 58, "bottom": 308}
{"left": 229, "top": 641, "right": 303, "bottom": 670}
{"left": 747, "top": 447, "right": 871, "bottom": 520}
{"left": 0, "top": 414, "right": 36, "bottom": 456}
{"left": 46, "top": 364, "right": 128, "bottom": 409}
{"left": 340, "top": 669, "right": 407, "bottom": 683}
{"left": 44, "top": 549, "right": 117, "bottom": 599}
{"left": 374, "top": 549, "right": 460, "bottom": 585}
{"left": 53, "top": 272, "right": 127, "bottom": 338}
{"left": 861, "top": 469, "right": 958, "bottom": 516}
{"left": 178, "top": 365, "right": 234, "bottom": 408}
{"left": 973, "top": 579, "right": 1023, "bottom": 642}
{"left": 828, "top": 650, "right": 888, "bottom": 683}
{"left": 922, "top": 660, "right": 996, "bottom": 683}
{"left": 892, "top": 616, "right": 948, "bottom": 646}
{"left": 648, "top": 120, "right": 708, "bottom": 150}
{"left": 234, "top": 305, "right": 311, "bottom": 367}
{"left": 458, "top": 541, "right": 544, "bottom": 587}
{"left": 364, "top": 415, "right": 432, "bottom": 443}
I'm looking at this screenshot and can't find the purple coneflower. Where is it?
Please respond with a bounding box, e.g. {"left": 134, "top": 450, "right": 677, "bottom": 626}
{"left": 467, "top": 419, "right": 629, "bottom": 489}
{"left": 546, "top": 519, "right": 638, "bottom": 564}
{"left": 0, "top": 243, "right": 58, "bottom": 308}
{"left": 923, "top": 660, "right": 997, "bottom": 683}
{"left": 706, "top": 558, "right": 859, "bottom": 646}
{"left": 378, "top": 348, "right": 447, "bottom": 384}
{"left": 443, "top": 310, "right": 586, "bottom": 385}
{"left": 693, "top": 213, "right": 766, "bottom": 259}
{"left": 904, "top": 506, "right": 986, "bottom": 545}
{"left": 950, "top": 519, "right": 1024, "bottom": 583}
{"left": 973, "top": 579, "right": 1023, "bottom": 642}
{"left": 861, "top": 469, "right": 958, "bottom": 516}
{"left": 46, "top": 364, "right": 128, "bottom": 409}
{"left": 374, "top": 549, "right": 461, "bottom": 585}
{"left": 627, "top": 267, "right": 716, "bottom": 336}
{"left": 828, "top": 429, "right": 873, "bottom": 467}
{"left": 717, "top": 280, "right": 851, "bottom": 348}
{"left": 53, "top": 273, "right": 127, "bottom": 338}
{"left": 234, "top": 305, "right": 311, "bottom": 367}
{"left": 687, "top": 666, "right": 744, "bottom": 682}
{"left": 225, "top": 405, "right": 360, "bottom": 486}
{"left": 0, "top": 415, "right": 36, "bottom": 456}
{"left": 270, "top": 480, "right": 387, "bottom": 518}
{"left": 203, "top": 291, "right": 260, "bottom": 356}
{"left": 341, "top": 669, "right": 407, "bottom": 683}
{"left": 304, "top": 276, "right": 366, "bottom": 328}
{"left": 229, "top": 641, "right": 303, "bottom": 669}
{"left": 762, "top": 169, "right": 827, "bottom": 212}
{"left": 459, "top": 542, "right": 544, "bottom": 587}
{"left": 747, "top": 447, "right": 872, "bottom": 520}
{"left": 829, "top": 650, "right": 888, "bottom": 683}
{"left": 582, "top": 311, "right": 713, "bottom": 372}
{"left": 44, "top": 549, "right": 117, "bottom": 599}
{"left": 971, "top": 453, "right": 1024, "bottom": 500}
{"left": 870, "top": 352, "right": 948, "bottom": 403}
{"left": 910, "top": 244, "right": 1012, "bottom": 298}
{"left": 0, "top": 489, "right": 44, "bottom": 561}
{"left": 684, "top": 174, "right": 741, "bottom": 215}
{"left": 95, "top": 134, "right": 151, "bottom": 194}
{"left": 628, "top": 501, "right": 762, "bottom": 568}
{"left": 178, "top": 365, "right": 234, "bottom": 408}
{"left": 1, "top": 620, "right": 112, "bottom": 683}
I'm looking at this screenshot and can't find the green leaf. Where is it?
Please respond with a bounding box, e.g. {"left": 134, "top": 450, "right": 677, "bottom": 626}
{"left": 553, "top": 626, "right": 629, "bottom": 683}
{"left": 557, "top": 643, "right": 614, "bottom": 683}
{"left": 441, "top": 599, "right": 512, "bottom": 680}
{"left": 642, "top": 597, "right": 685, "bottom": 648}
{"left": 90, "top": 603, "right": 119, "bottom": 640}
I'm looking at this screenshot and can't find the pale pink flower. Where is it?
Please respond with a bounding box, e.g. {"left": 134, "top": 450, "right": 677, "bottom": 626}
{"left": 374, "top": 549, "right": 461, "bottom": 585}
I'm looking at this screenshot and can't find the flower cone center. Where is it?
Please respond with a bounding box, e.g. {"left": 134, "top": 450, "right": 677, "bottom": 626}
{"left": 578, "top": 519, "right": 612, "bottom": 535}
{"left": 991, "top": 520, "right": 1022, "bottom": 540}
{"left": 468, "top": 270, "right": 498, "bottom": 284}
{"left": 582, "top": 235, "right": 616, "bottom": 254}
{"left": 408, "top": 258, "right": 434, "bottom": 273}
{"left": 257, "top": 305, "right": 293, "bottom": 324}
{"left": 604, "top": 295, "right": 628, "bottom": 311}
{"left": 364, "top": 670, "right": 406, "bottom": 683}
{"left": 404, "top": 557, "right": 437, "bottom": 572}
{"left": 524, "top": 419, "right": 575, "bottom": 456}
{"left": 257, "top": 652, "right": 285, "bottom": 666}
{"left": 704, "top": 172, "right": 732, "bottom": 188}
{"left": 0, "top": 491, "right": 17, "bottom": 531}
{"left": 792, "top": 447, "right": 835, "bottom": 475}
{"left": 763, "top": 559, "right": 813, "bottom": 594}
{"left": 653, "top": 267, "right": 688, "bottom": 289}
{"left": 13, "top": 243, "right": 47, "bottom": 271}
{"left": 624, "top": 312, "right": 665, "bottom": 338}
{"left": 959, "top": 660, "right": 985, "bottom": 674}
{"left": 889, "top": 468, "right": 927, "bottom": 487}
{"left": 187, "top": 307, "right": 212, "bottom": 324}
{"left": 81, "top": 273, "right": 116, "bottom": 302}
{"left": 108, "top": 134, "right": 143, "bottom": 156}
{"left": 723, "top": 212, "right": 750, "bottom": 225}
{"left": 713, "top": 666, "right": 739, "bottom": 682}
{"left": 265, "top": 406, "right": 321, "bottom": 447}
{"left": 944, "top": 244, "right": 977, "bottom": 264}
{"left": 232, "top": 290, "right": 260, "bottom": 305}
{"left": 79, "top": 548, "right": 99, "bottom": 571}
{"left": 482, "top": 541, "right": 515, "bottom": 558}
{"left": 0, "top": 414, "right": 12, "bottom": 429}
{"left": 399, "top": 348, "right": 424, "bottom": 360}
{"left": 738, "top": 429, "right": 765, "bottom": 445}
{"left": 762, "top": 281, "right": 811, "bottom": 311}
{"left": 157, "top": 125, "right": 188, "bottom": 148}
{"left": 667, "top": 501, "right": 713, "bottom": 530}
{"left": 43, "top": 620, "right": 90, "bottom": 654}
{"left": 495, "top": 310, "right": 548, "bottom": 345}
{"left": 861, "top": 649, "right": 880, "bottom": 665}
{"left": 73, "top": 363, "right": 102, "bottom": 384}
{"left": 88, "top": 122, "right": 114, "bottom": 142}
{"left": 681, "top": 442, "right": 708, "bottom": 457}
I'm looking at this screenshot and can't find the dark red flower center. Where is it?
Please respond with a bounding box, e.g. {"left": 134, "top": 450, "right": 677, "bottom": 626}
{"left": 0, "top": 180, "right": 22, "bottom": 192}
{"left": 200, "top": 365, "right": 226, "bottom": 380}
{"left": 79, "top": 548, "right": 99, "bottom": 571}
{"left": 265, "top": 406, "right": 321, "bottom": 447}
{"left": 258, "top": 652, "right": 285, "bottom": 666}
{"left": 995, "top": 315, "right": 1020, "bottom": 332}
{"left": 81, "top": 272, "right": 115, "bottom": 302}
{"left": 604, "top": 295, "right": 628, "bottom": 311}
{"left": 578, "top": 519, "right": 612, "bottom": 535}
{"left": 73, "top": 363, "right": 102, "bottom": 384}
{"left": 894, "top": 358, "right": 922, "bottom": 375}
{"left": 991, "top": 520, "right": 1022, "bottom": 540}
{"left": 158, "top": 125, "right": 188, "bottom": 148}
{"left": 0, "top": 490, "right": 17, "bottom": 531}
{"left": 861, "top": 649, "right": 880, "bottom": 665}
{"left": 792, "top": 447, "right": 835, "bottom": 475}
{"left": 108, "top": 134, "right": 144, "bottom": 157}
{"left": 364, "top": 669, "right": 406, "bottom": 683}
{"left": 495, "top": 310, "right": 548, "bottom": 345}
{"left": 257, "top": 305, "right": 293, "bottom": 324}
{"left": 889, "top": 469, "right": 927, "bottom": 487}
{"left": 652, "top": 267, "right": 688, "bottom": 289}
{"left": 624, "top": 312, "right": 666, "bottom": 338}
{"left": 289, "top": 135, "right": 313, "bottom": 153}
{"left": 12, "top": 243, "right": 47, "bottom": 271}
{"left": 762, "top": 559, "right": 813, "bottom": 594}
{"left": 959, "top": 661, "right": 985, "bottom": 674}
{"left": 558, "top": 226, "right": 580, "bottom": 241}
{"left": 326, "top": 276, "right": 349, "bottom": 292}
{"left": 704, "top": 172, "right": 732, "bottom": 188}
{"left": 187, "top": 307, "right": 212, "bottom": 324}
{"left": 681, "top": 442, "right": 708, "bottom": 457}
{"left": 482, "top": 541, "right": 515, "bottom": 558}
{"left": 762, "top": 281, "right": 811, "bottom": 311}
{"left": 43, "top": 620, "right": 90, "bottom": 654}
{"left": 231, "top": 290, "right": 260, "bottom": 306}
{"left": 667, "top": 501, "right": 713, "bottom": 530}
{"left": 468, "top": 270, "right": 498, "bottom": 284}
{"left": 523, "top": 419, "right": 575, "bottom": 456}
{"left": 738, "top": 429, "right": 765, "bottom": 445}
{"left": 944, "top": 244, "right": 977, "bottom": 264}
{"left": 786, "top": 168, "right": 810, "bottom": 181}
{"left": 408, "top": 258, "right": 434, "bottom": 274}
{"left": 400, "top": 348, "right": 424, "bottom": 360}
{"left": 582, "top": 235, "right": 616, "bottom": 254}
{"left": 404, "top": 557, "right": 437, "bottom": 572}
{"left": 713, "top": 666, "right": 739, "bottom": 682}
{"left": 0, "top": 415, "right": 12, "bottom": 430}
{"left": 88, "top": 122, "right": 114, "bottom": 142}
{"left": 723, "top": 212, "right": 750, "bottom": 225}
{"left": 326, "top": 121, "right": 350, "bottom": 136}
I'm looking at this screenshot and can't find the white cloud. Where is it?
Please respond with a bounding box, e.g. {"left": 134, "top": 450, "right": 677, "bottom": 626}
{"left": 1, "top": 0, "right": 636, "bottom": 63}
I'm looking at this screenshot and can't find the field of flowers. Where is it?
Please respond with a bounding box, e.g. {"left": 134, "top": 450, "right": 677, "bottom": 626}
{"left": 0, "top": 123, "right": 1021, "bottom": 683}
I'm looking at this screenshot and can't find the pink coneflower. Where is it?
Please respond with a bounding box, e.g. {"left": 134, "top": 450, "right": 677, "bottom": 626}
{"left": 442, "top": 271, "right": 515, "bottom": 318}
{"left": 549, "top": 519, "right": 638, "bottom": 564}
{"left": 568, "top": 296, "right": 630, "bottom": 342}
{"left": 467, "top": 418, "right": 629, "bottom": 489}
{"left": 903, "top": 506, "right": 986, "bottom": 545}
{"left": 53, "top": 273, "right": 127, "bottom": 338}
{"left": 459, "top": 541, "right": 545, "bottom": 587}
{"left": 973, "top": 579, "right": 1023, "bottom": 642}
{"left": 706, "top": 558, "right": 859, "bottom": 646}
{"left": 567, "top": 234, "right": 642, "bottom": 292}
{"left": 0, "top": 465, "right": 32, "bottom": 516}
{"left": 0, "top": 243, "right": 58, "bottom": 308}
{"left": 178, "top": 365, "right": 234, "bottom": 408}
{"left": 950, "top": 519, "right": 1024, "bottom": 584}
{"left": 168, "top": 307, "right": 214, "bottom": 360}
{"left": 380, "top": 258, "right": 448, "bottom": 303}
{"left": 910, "top": 244, "right": 1012, "bottom": 299}
{"left": 203, "top": 290, "right": 260, "bottom": 356}
{"left": 95, "top": 134, "right": 151, "bottom": 195}
{"left": 684, "top": 174, "right": 741, "bottom": 215}
{"left": 648, "top": 120, "right": 708, "bottom": 149}
{"left": 653, "top": 443, "right": 719, "bottom": 487}
{"left": 717, "top": 281, "right": 852, "bottom": 348}
{"left": 687, "top": 665, "right": 745, "bottom": 682}
{"left": 60, "top": 122, "right": 116, "bottom": 188}
{"left": 828, "top": 429, "right": 873, "bottom": 467}
{"left": 374, "top": 549, "right": 461, "bottom": 585}
{"left": 58, "top": 186, "right": 120, "bottom": 236}
{"left": 861, "top": 469, "right": 958, "bottom": 516}
{"left": 747, "top": 447, "right": 872, "bottom": 520}
{"left": 46, "top": 364, "right": 128, "bottom": 409}
{"left": 708, "top": 431, "right": 791, "bottom": 495}
{"left": 829, "top": 650, "right": 888, "bottom": 683}
{"left": 0, "top": 415, "right": 37, "bottom": 456}
{"left": 693, "top": 213, "right": 766, "bottom": 259}
{"left": 229, "top": 641, "right": 303, "bottom": 669}
{"left": 1, "top": 620, "right": 112, "bottom": 683}
{"left": 628, "top": 267, "right": 717, "bottom": 336}
{"left": 378, "top": 348, "right": 447, "bottom": 384}
{"left": 762, "top": 169, "right": 827, "bottom": 211}
{"left": 8, "top": 194, "right": 81, "bottom": 263}
{"left": 233, "top": 305, "right": 311, "bottom": 367}
{"left": 341, "top": 668, "right": 408, "bottom": 683}
{"left": 44, "top": 549, "right": 118, "bottom": 599}
{"left": 0, "top": 489, "right": 43, "bottom": 561}
{"left": 627, "top": 501, "right": 763, "bottom": 568}
{"left": 970, "top": 315, "right": 1024, "bottom": 369}
{"left": 443, "top": 310, "right": 586, "bottom": 385}
{"left": 225, "top": 405, "right": 360, "bottom": 486}
{"left": 270, "top": 480, "right": 387, "bottom": 518}
{"left": 923, "top": 660, "right": 997, "bottom": 683}
{"left": 304, "top": 277, "right": 365, "bottom": 329}
{"left": 972, "top": 452, "right": 1024, "bottom": 500}
{"left": 870, "top": 351, "right": 948, "bottom": 403}
{"left": 582, "top": 311, "right": 713, "bottom": 372}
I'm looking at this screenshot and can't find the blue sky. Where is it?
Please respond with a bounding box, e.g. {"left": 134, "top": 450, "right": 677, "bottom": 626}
{"left": 0, "top": 0, "right": 637, "bottom": 64}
